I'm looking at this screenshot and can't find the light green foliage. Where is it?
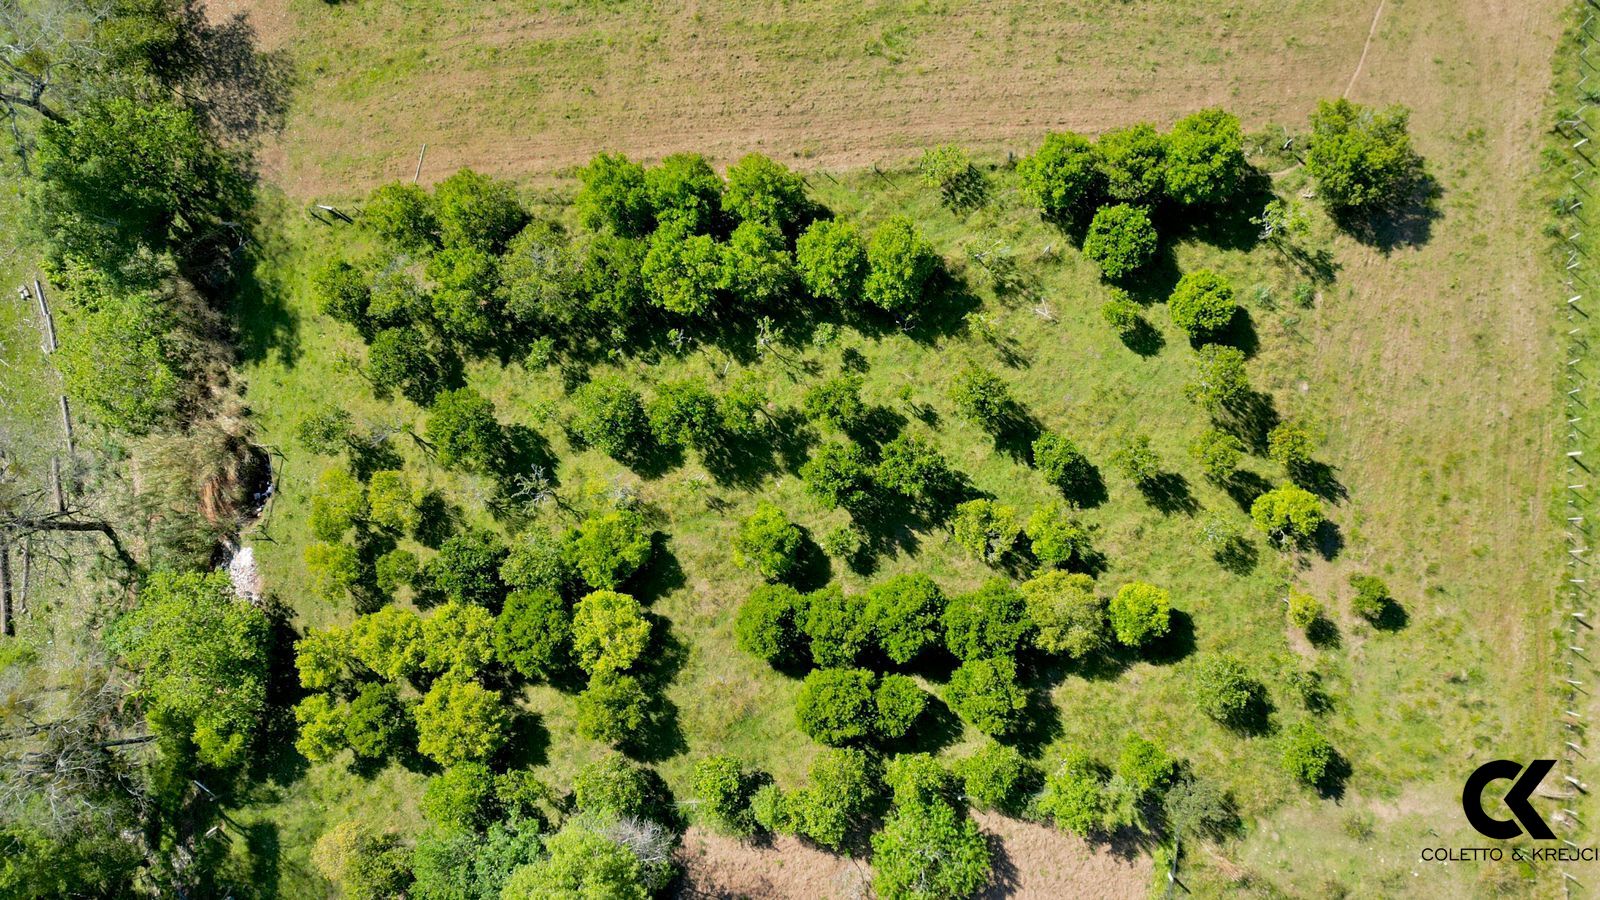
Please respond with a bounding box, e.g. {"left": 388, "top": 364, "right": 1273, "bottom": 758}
{"left": 865, "top": 573, "right": 946, "bottom": 665}
{"left": 295, "top": 626, "right": 353, "bottom": 690}
{"left": 568, "top": 376, "right": 652, "bottom": 462}
{"left": 494, "top": 589, "right": 571, "bottom": 681}
{"left": 1017, "top": 131, "right": 1101, "bottom": 221}
{"left": 422, "top": 762, "right": 499, "bottom": 832}
{"left": 501, "top": 529, "right": 572, "bottom": 594}
{"left": 1287, "top": 589, "right": 1322, "bottom": 630}
{"left": 432, "top": 168, "right": 527, "bottom": 253}
{"left": 1117, "top": 734, "right": 1176, "bottom": 797}
{"left": 945, "top": 657, "right": 1027, "bottom": 737}
{"left": 1164, "top": 108, "right": 1247, "bottom": 206}
{"left": 1250, "top": 484, "right": 1326, "bottom": 545}
{"left": 948, "top": 364, "right": 1016, "bottom": 434}
{"left": 735, "top": 583, "right": 808, "bottom": 667}
{"left": 571, "top": 590, "right": 651, "bottom": 675}
{"left": 56, "top": 272, "right": 186, "bottom": 433}
{"left": 802, "top": 372, "right": 868, "bottom": 432}
{"left": 788, "top": 748, "right": 878, "bottom": 850}
{"left": 1184, "top": 344, "right": 1250, "bottom": 412}
{"left": 1281, "top": 721, "right": 1336, "bottom": 787}
{"left": 1108, "top": 581, "right": 1171, "bottom": 648}
{"left": 803, "top": 585, "right": 874, "bottom": 668}
{"left": 425, "top": 388, "right": 506, "bottom": 474}
{"left": 1031, "top": 432, "right": 1096, "bottom": 498}
{"left": 1110, "top": 432, "right": 1161, "bottom": 484}
{"left": 732, "top": 502, "right": 803, "bottom": 582}
{"left": 643, "top": 224, "right": 723, "bottom": 316}
{"left": 304, "top": 540, "right": 364, "bottom": 604}
{"left": 573, "top": 754, "right": 667, "bottom": 822}
{"left": 311, "top": 821, "right": 413, "bottom": 900}
{"left": 795, "top": 667, "right": 877, "bottom": 745}
{"left": 884, "top": 753, "right": 953, "bottom": 808}
{"left": 421, "top": 602, "right": 497, "bottom": 677}
{"left": 1193, "top": 653, "right": 1265, "bottom": 727}
{"left": 295, "top": 405, "right": 355, "bottom": 455}
{"left": 1025, "top": 502, "right": 1093, "bottom": 569}
{"left": 1190, "top": 428, "right": 1245, "bottom": 481}
{"left": 918, "top": 143, "right": 983, "bottom": 208}
{"left": 428, "top": 529, "right": 508, "bottom": 608}
{"left": 294, "top": 694, "right": 349, "bottom": 762}
{"left": 1267, "top": 419, "right": 1318, "bottom": 469}
{"left": 363, "top": 181, "right": 439, "bottom": 251}
{"left": 349, "top": 606, "right": 427, "bottom": 682}
{"left": 575, "top": 672, "right": 649, "bottom": 746}
{"left": 718, "top": 374, "right": 771, "bottom": 438}
{"left": 722, "top": 152, "right": 809, "bottom": 233}
{"left": 1349, "top": 573, "right": 1392, "bottom": 623}
{"left": 864, "top": 215, "right": 938, "bottom": 314}
{"left": 1305, "top": 98, "right": 1419, "bottom": 215}
{"left": 795, "top": 218, "right": 868, "bottom": 303}
{"left": 720, "top": 219, "right": 794, "bottom": 306}
{"left": 749, "top": 784, "right": 791, "bottom": 834}
{"left": 1082, "top": 203, "right": 1157, "bottom": 281}
{"left": 366, "top": 470, "right": 417, "bottom": 534}
{"left": 414, "top": 677, "right": 509, "bottom": 766}
{"left": 801, "top": 440, "right": 875, "bottom": 512}
{"left": 645, "top": 152, "right": 724, "bottom": 234}
{"left": 501, "top": 816, "right": 655, "bottom": 900}
{"left": 109, "top": 570, "right": 269, "bottom": 768}
{"left": 577, "top": 152, "right": 653, "bottom": 236}
{"left": 871, "top": 797, "right": 992, "bottom": 900}
{"left": 942, "top": 578, "right": 1029, "bottom": 662}
{"left": 1100, "top": 294, "right": 1144, "bottom": 337}
{"left": 955, "top": 740, "right": 1032, "bottom": 812}
{"left": 648, "top": 378, "right": 723, "bottom": 451}
{"left": 310, "top": 466, "right": 367, "bottom": 541}
{"left": 950, "top": 499, "right": 1022, "bottom": 565}
{"left": 425, "top": 244, "right": 501, "bottom": 343}
{"left": 1038, "top": 752, "right": 1110, "bottom": 836}
{"left": 874, "top": 674, "right": 929, "bottom": 740}
{"left": 1096, "top": 122, "right": 1167, "bottom": 204}
{"left": 565, "top": 508, "right": 653, "bottom": 591}
{"left": 693, "top": 755, "right": 760, "bottom": 836}
{"left": 1021, "top": 571, "right": 1106, "bottom": 659}
{"left": 1168, "top": 269, "right": 1237, "bottom": 341}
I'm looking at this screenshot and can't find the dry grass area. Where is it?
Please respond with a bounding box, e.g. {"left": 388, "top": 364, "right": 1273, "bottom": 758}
{"left": 222, "top": 0, "right": 1380, "bottom": 197}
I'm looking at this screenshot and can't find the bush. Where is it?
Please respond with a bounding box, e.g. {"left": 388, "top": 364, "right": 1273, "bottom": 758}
{"left": 801, "top": 441, "right": 876, "bottom": 512}
{"left": 305, "top": 541, "right": 365, "bottom": 605}
{"left": 948, "top": 364, "right": 1016, "bottom": 434}
{"left": 1286, "top": 589, "right": 1322, "bottom": 630}
{"left": 795, "top": 218, "right": 868, "bottom": 304}
{"left": 749, "top": 783, "right": 791, "bottom": 834}
{"left": 735, "top": 583, "right": 808, "bottom": 667}
{"left": 576, "top": 152, "right": 653, "bottom": 236}
{"left": 945, "top": 657, "right": 1027, "bottom": 737}
{"left": 345, "top": 683, "right": 406, "bottom": 760}
{"left": 865, "top": 573, "right": 946, "bottom": 665}
{"left": 1018, "top": 131, "right": 1101, "bottom": 222}
{"left": 1038, "top": 753, "right": 1110, "bottom": 836}
{"left": 500, "top": 528, "right": 571, "bottom": 595}
{"left": 575, "top": 231, "right": 648, "bottom": 323}
{"left": 942, "top": 578, "right": 1029, "bottom": 662}
{"left": 575, "top": 672, "right": 650, "bottom": 746}
{"left": 1267, "top": 419, "right": 1318, "bottom": 470}
{"left": 1193, "top": 654, "right": 1266, "bottom": 728}
{"left": 573, "top": 754, "right": 669, "bottom": 822}
{"left": 1348, "top": 573, "right": 1392, "bottom": 623}
{"left": 1250, "top": 485, "right": 1326, "bottom": 546}
{"left": 366, "top": 269, "right": 429, "bottom": 331}
{"left": 1107, "top": 582, "right": 1171, "bottom": 648}
{"left": 648, "top": 378, "right": 723, "bottom": 453}
{"left": 1281, "top": 721, "right": 1336, "bottom": 787}
{"left": 871, "top": 794, "right": 992, "bottom": 900}
{"left": 1185, "top": 344, "right": 1249, "bottom": 412}
{"left": 349, "top": 606, "right": 426, "bottom": 682}
{"left": 1025, "top": 503, "right": 1093, "bottom": 570}
{"left": 956, "top": 741, "right": 1032, "bottom": 812}
{"left": 499, "top": 220, "right": 583, "bottom": 327}
{"left": 919, "top": 143, "right": 984, "bottom": 208}
{"left": 296, "top": 405, "right": 355, "bottom": 455}
{"left": 1168, "top": 269, "right": 1237, "bottom": 341}
{"left": 56, "top": 280, "right": 187, "bottom": 434}
{"left": 645, "top": 152, "right": 723, "bottom": 234}
{"left": 364, "top": 181, "right": 439, "bottom": 251}
{"left": 1082, "top": 203, "right": 1157, "bottom": 281}
{"left": 569, "top": 376, "right": 652, "bottom": 462}
{"left": 312, "top": 821, "right": 413, "bottom": 900}
{"left": 426, "top": 389, "right": 506, "bottom": 474}
{"left": 313, "top": 258, "right": 372, "bottom": 333}
{"left": 789, "top": 748, "right": 878, "bottom": 849}
{"left": 368, "top": 326, "right": 447, "bottom": 405}
{"left": 1164, "top": 108, "right": 1247, "bottom": 206}
{"left": 1116, "top": 734, "right": 1176, "bottom": 797}
{"left": 1164, "top": 774, "right": 1236, "bottom": 840}
{"left": 427, "top": 245, "right": 501, "bottom": 344}
{"left": 863, "top": 215, "right": 938, "bottom": 315}
{"left": 803, "top": 585, "right": 874, "bottom": 668}
{"left": 875, "top": 434, "right": 960, "bottom": 513}
{"left": 950, "top": 499, "right": 1022, "bottom": 565}
{"left": 571, "top": 590, "right": 651, "bottom": 676}
{"left": 874, "top": 674, "right": 929, "bottom": 740}
{"left": 432, "top": 168, "right": 527, "bottom": 253}
{"left": 731, "top": 503, "right": 803, "bottom": 583}
{"left": 693, "top": 755, "right": 759, "bottom": 836}
{"left": 795, "top": 667, "right": 878, "bottom": 746}
{"left": 644, "top": 224, "right": 723, "bottom": 316}
{"left": 1190, "top": 428, "right": 1245, "bottom": 481}
{"left": 566, "top": 508, "right": 653, "bottom": 591}
{"left": 494, "top": 589, "right": 571, "bottom": 682}
{"left": 721, "top": 219, "right": 794, "bottom": 307}
{"left": 883, "top": 753, "right": 953, "bottom": 808}
{"left": 366, "top": 470, "right": 417, "bottom": 534}
{"left": 802, "top": 373, "right": 868, "bottom": 432}
{"left": 1110, "top": 432, "right": 1161, "bottom": 485}
{"left": 414, "top": 677, "right": 509, "bottom": 766}
{"left": 1031, "top": 432, "right": 1096, "bottom": 498}
{"left": 718, "top": 375, "right": 771, "bottom": 439}
{"left": 501, "top": 816, "right": 664, "bottom": 898}
{"left": 296, "top": 627, "right": 354, "bottom": 691}
{"left": 422, "top": 762, "right": 499, "bottom": 832}
{"left": 428, "top": 529, "right": 508, "bottom": 608}
{"left": 294, "top": 694, "right": 348, "bottom": 762}
{"left": 1100, "top": 294, "right": 1144, "bottom": 337}
{"left": 1305, "top": 98, "right": 1420, "bottom": 216}
{"left": 1096, "top": 122, "right": 1167, "bottom": 205}
{"left": 310, "top": 467, "right": 367, "bottom": 542}
{"left": 1021, "top": 571, "right": 1106, "bottom": 659}
{"left": 723, "top": 152, "right": 809, "bottom": 233}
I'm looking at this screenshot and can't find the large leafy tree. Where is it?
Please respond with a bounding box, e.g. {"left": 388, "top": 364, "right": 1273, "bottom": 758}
{"left": 871, "top": 799, "right": 992, "bottom": 900}
{"left": 1305, "top": 98, "right": 1420, "bottom": 216}
{"left": 1017, "top": 131, "right": 1101, "bottom": 222}
{"left": 1164, "top": 108, "right": 1248, "bottom": 206}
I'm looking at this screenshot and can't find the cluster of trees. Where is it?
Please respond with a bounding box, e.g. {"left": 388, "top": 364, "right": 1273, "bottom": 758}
{"left": 736, "top": 571, "right": 1174, "bottom": 741}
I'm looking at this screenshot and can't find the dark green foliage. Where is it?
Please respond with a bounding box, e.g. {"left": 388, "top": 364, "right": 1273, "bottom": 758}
{"left": 722, "top": 152, "right": 809, "bottom": 234}
{"left": 732, "top": 502, "right": 803, "bottom": 582}
{"left": 802, "top": 373, "right": 868, "bottom": 432}
{"left": 569, "top": 377, "right": 652, "bottom": 462}
{"left": 1116, "top": 734, "right": 1176, "bottom": 797}
{"left": 871, "top": 797, "right": 992, "bottom": 900}
{"left": 108, "top": 570, "right": 269, "bottom": 768}
{"left": 884, "top": 753, "right": 953, "bottom": 808}
{"left": 801, "top": 441, "right": 875, "bottom": 512}
{"left": 1032, "top": 432, "right": 1095, "bottom": 496}
{"left": 648, "top": 378, "right": 723, "bottom": 452}
{"left": 575, "top": 672, "right": 649, "bottom": 746}
{"left": 1095, "top": 122, "right": 1167, "bottom": 205}
{"left": 433, "top": 168, "right": 528, "bottom": 253}
{"left": 573, "top": 754, "right": 669, "bottom": 823}
{"left": 369, "top": 326, "right": 448, "bottom": 405}
{"left": 875, "top": 434, "right": 960, "bottom": 513}
{"left": 1305, "top": 98, "right": 1420, "bottom": 216}
{"left": 575, "top": 231, "right": 649, "bottom": 323}
{"left": 425, "top": 389, "right": 506, "bottom": 474}
{"left": 948, "top": 364, "right": 1016, "bottom": 434}
{"left": 1019, "top": 571, "right": 1105, "bottom": 660}
{"left": 795, "top": 667, "right": 877, "bottom": 745}
{"left": 500, "top": 529, "right": 571, "bottom": 595}
{"left": 428, "top": 530, "right": 508, "bottom": 608}
{"left": 345, "top": 682, "right": 406, "bottom": 760}
{"left": 1348, "top": 573, "right": 1393, "bottom": 623}
{"left": 426, "top": 245, "right": 501, "bottom": 344}
{"left": 945, "top": 657, "right": 1027, "bottom": 737}
{"left": 493, "top": 590, "right": 571, "bottom": 682}
{"left": 1108, "top": 581, "right": 1171, "bottom": 648}
{"left": 367, "top": 269, "right": 431, "bottom": 331}
{"left": 955, "top": 741, "right": 1032, "bottom": 812}
{"left": 1082, "top": 203, "right": 1157, "bottom": 281}
{"left": 720, "top": 219, "right": 794, "bottom": 307}
{"left": 1017, "top": 131, "right": 1101, "bottom": 222}
{"left": 1185, "top": 344, "right": 1249, "bottom": 413}
{"left": 1164, "top": 108, "right": 1248, "bottom": 206}
{"left": 498, "top": 220, "right": 583, "bottom": 328}
{"left": 1024, "top": 503, "right": 1094, "bottom": 570}
{"left": 296, "top": 405, "right": 355, "bottom": 455}
{"left": 644, "top": 224, "right": 723, "bottom": 316}
{"left": 314, "top": 258, "right": 372, "bottom": 333}
{"left": 864, "top": 215, "right": 938, "bottom": 315}
{"left": 364, "top": 181, "right": 440, "bottom": 252}
{"left": 423, "top": 763, "right": 499, "bottom": 832}
{"left": 1193, "top": 653, "right": 1266, "bottom": 728}
{"left": 692, "top": 755, "right": 760, "bottom": 836}
{"left": 718, "top": 374, "right": 771, "bottom": 438}
{"left": 1190, "top": 428, "right": 1245, "bottom": 481}
{"left": 645, "top": 152, "right": 724, "bottom": 234}
{"left": 1281, "top": 721, "right": 1336, "bottom": 787}
{"left": 800, "top": 582, "right": 876, "bottom": 666}
{"left": 864, "top": 573, "right": 946, "bottom": 665}
{"left": 565, "top": 509, "right": 653, "bottom": 591}
{"left": 942, "top": 578, "right": 1029, "bottom": 662}
{"left": 735, "top": 583, "right": 808, "bottom": 667}
{"left": 1163, "top": 775, "right": 1237, "bottom": 840}
{"left": 577, "top": 152, "right": 653, "bottom": 236}
{"left": 795, "top": 218, "right": 868, "bottom": 304}
{"left": 874, "top": 674, "right": 928, "bottom": 740}
{"left": 1168, "top": 270, "right": 1237, "bottom": 341}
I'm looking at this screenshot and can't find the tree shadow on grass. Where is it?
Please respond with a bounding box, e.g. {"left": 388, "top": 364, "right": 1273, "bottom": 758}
{"left": 1006, "top": 681, "right": 1065, "bottom": 758}
{"left": 1222, "top": 392, "right": 1281, "bottom": 455}
{"left": 1313, "top": 520, "right": 1344, "bottom": 562}
{"left": 247, "top": 597, "right": 309, "bottom": 789}
{"left": 1143, "top": 609, "right": 1197, "bottom": 666}
{"left": 241, "top": 820, "right": 283, "bottom": 899}
{"left": 629, "top": 533, "right": 686, "bottom": 607}
{"left": 1338, "top": 171, "right": 1443, "bottom": 253}
{"left": 1117, "top": 319, "right": 1166, "bottom": 357}
{"left": 884, "top": 692, "right": 965, "bottom": 756}
{"left": 1117, "top": 242, "right": 1184, "bottom": 306}
{"left": 1209, "top": 307, "right": 1260, "bottom": 359}
{"left": 1158, "top": 169, "right": 1275, "bottom": 253}
{"left": 1290, "top": 459, "right": 1348, "bottom": 503}
{"left": 782, "top": 527, "right": 834, "bottom": 593}
{"left": 1315, "top": 750, "right": 1353, "bottom": 801}
{"left": 1223, "top": 470, "right": 1274, "bottom": 514}
{"left": 1307, "top": 616, "right": 1342, "bottom": 649}
{"left": 900, "top": 267, "right": 985, "bottom": 345}
{"left": 231, "top": 246, "right": 302, "bottom": 367}
{"left": 990, "top": 407, "right": 1043, "bottom": 464}
{"left": 495, "top": 710, "right": 552, "bottom": 770}
{"left": 1136, "top": 472, "right": 1199, "bottom": 516}
{"left": 625, "top": 621, "right": 690, "bottom": 763}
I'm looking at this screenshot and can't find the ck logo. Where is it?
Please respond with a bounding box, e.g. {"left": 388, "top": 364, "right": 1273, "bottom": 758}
{"left": 1462, "top": 760, "right": 1557, "bottom": 840}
